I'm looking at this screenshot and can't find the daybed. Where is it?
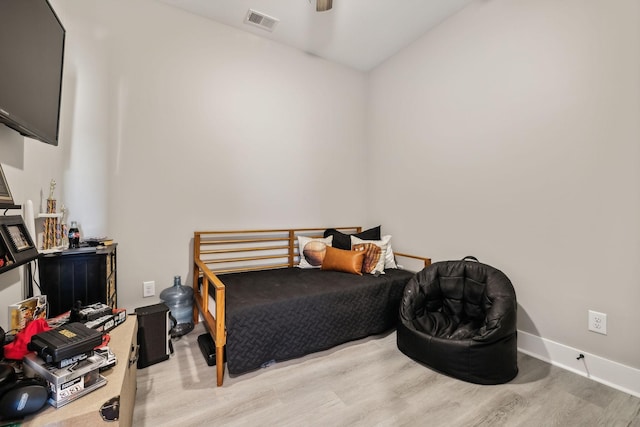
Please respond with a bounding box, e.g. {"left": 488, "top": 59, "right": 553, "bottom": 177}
{"left": 192, "top": 227, "right": 431, "bottom": 386}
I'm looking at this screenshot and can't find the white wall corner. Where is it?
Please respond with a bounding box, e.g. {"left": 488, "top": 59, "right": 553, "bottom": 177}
{"left": 518, "top": 330, "right": 640, "bottom": 399}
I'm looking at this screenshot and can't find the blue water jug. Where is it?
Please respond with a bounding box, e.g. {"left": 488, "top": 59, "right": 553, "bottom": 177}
{"left": 159, "top": 276, "right": 194, "bottom": 337}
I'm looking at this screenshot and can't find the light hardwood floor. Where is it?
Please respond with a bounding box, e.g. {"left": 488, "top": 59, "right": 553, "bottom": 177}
{"left": 133, "top": 323, "right": 640, "bottom": 426}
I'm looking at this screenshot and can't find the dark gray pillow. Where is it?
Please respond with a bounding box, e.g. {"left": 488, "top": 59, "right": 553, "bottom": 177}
{"left": 323, "top": 226, "right": 381, "bottom": 250}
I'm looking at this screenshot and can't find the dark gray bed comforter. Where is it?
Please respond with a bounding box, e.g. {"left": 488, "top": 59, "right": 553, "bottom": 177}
{"left": 213, "top": 267, "right": 415, "bottom": 375}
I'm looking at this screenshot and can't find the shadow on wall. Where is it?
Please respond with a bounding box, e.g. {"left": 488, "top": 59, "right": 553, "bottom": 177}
{"left": 0, "top": 268, "right": 20, "bottom": 293}
{"left": 0, "top": 125, "right": 25, "bottom": 169}
{"left": 511, "top": 303, "right": 551, "bottom": 384}
{"left": 186, "top": 237, "right": 194, "bottom": 291}
{"left": 59, "top": 64, "right": 77, "bottom": 173}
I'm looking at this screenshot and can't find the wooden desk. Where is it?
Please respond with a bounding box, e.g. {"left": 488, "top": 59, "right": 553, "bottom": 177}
{"left": 22, "top": 316, "right": 138, "bottom": 427}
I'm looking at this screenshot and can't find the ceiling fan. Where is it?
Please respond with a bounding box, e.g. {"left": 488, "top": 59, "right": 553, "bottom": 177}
{"left": 314, "top": 0, "right": 333, "bottom": 12}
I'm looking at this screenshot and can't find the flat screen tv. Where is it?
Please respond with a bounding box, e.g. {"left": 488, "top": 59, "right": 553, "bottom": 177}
{"left": 0, "top": 0, "right": 65, "bottom": 146}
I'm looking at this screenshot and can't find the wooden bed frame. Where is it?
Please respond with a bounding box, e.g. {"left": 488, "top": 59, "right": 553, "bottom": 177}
{"left": 192, "top": 227, "right": 431, "bottom": 386}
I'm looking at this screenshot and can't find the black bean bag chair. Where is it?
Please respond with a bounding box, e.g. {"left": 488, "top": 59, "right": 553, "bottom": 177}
{"left": 397, "top": 256, "right": 518, "bottom": 384}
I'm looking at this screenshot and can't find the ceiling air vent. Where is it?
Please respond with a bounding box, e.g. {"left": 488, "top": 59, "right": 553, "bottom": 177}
{"left": 245, "top": 9, "right": 279, "bottom": 32}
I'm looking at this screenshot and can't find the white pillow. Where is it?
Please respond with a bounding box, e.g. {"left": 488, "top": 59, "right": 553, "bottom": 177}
{"left": 297, "top": 235, "right": 333, "bottom": 269}
{"left": 384, "top": 239, "right": 398, "bottom": 269}
{"left": 351, "top": 235, "right": 392, "bottom": 275}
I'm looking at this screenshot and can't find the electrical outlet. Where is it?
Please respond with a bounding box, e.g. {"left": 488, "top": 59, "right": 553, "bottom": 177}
{"left": 588, "top": 310, "right": 607, "bottom": 335}
{"left": 143, "top": 281, "right": 155, "bottom": 298}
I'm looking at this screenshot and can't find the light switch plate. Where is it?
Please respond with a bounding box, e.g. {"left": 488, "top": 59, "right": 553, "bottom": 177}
{"left": 143, "top": 281, "right": 155, "bottom": 298}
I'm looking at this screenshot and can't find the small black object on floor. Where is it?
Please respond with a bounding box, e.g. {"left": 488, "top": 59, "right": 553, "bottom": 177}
{"left": 197, "top": 333, "right": 216, "bottom": 367}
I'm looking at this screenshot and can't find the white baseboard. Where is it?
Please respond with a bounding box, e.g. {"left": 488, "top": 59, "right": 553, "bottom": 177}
{"left": 517, "top": 330, "right": 640, "bottom": 399}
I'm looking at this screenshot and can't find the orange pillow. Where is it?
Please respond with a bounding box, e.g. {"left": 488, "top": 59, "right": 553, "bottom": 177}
{"left": 321, "top": 246, "right": 365, "bottom": 275}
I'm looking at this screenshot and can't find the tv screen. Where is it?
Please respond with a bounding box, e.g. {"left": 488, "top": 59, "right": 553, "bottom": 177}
{"left": 0, "top": 0, "right": 65, "bottom": 146}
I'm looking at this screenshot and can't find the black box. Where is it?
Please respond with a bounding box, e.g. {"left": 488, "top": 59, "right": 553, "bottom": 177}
{"left": 28, "top": 322, "right": 103, "bottom": 367}
{"left": 197, "top": 333, "right": 216, "bottom": 366}
{"left": 135, "top": 303, "right": 172, "bottom": 369}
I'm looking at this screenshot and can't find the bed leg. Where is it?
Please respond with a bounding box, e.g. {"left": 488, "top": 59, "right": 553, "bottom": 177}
{"left": 192, "top": 304, "right": 199, "bottom": 325}
{"left": 216, "top": 347, "right": 225, "bottom": 386}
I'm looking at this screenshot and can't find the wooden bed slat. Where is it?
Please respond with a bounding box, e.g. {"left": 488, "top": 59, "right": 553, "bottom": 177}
{"left": 204, "top": 254, "right": 288, "bottom": 264}
{"left": 208, "top": 263, "right": 290, "bottom": 275}
{"left": 200, "top": 245, "right": 290, "bottom": 255}
{"left": 394, "top": 252, "right": 432, "bottom": 268}
{"left": 200, "top": 236, "right": 291, "bottom": 245}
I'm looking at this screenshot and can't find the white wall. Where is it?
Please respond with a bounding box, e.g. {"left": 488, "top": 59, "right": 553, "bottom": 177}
{"left": 368, "top": 0, "right": 640, "bottom": 369}
{"left": 0, "top": 127, "right": 65, "bottom": 330}
{"left": 51, "top": 0, "right": 369, "bottom": 313}
{"left": 2, "top": 0, "right": 367, "bottom": 328}
{"left": 0, "top": 3, "right": 112, "bottom": 328}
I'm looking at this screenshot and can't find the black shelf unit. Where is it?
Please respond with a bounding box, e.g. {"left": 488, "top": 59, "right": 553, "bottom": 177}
{"left": 38, "top": 244, "right": 118, "bottom": 317}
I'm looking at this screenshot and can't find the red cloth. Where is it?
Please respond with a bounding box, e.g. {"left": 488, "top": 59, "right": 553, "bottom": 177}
{"left": 3, "top": 318, "right": 51, "bottom": 360}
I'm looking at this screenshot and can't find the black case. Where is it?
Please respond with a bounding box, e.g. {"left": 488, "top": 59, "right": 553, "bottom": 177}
{"left": 197, "top": 333, "right": 216, "bottom": 366}
{"left": 27, "top": 322, "right": 102, "bottom": 366}
{"left": 135, "top": 303, "right": 172, "bottom": 369}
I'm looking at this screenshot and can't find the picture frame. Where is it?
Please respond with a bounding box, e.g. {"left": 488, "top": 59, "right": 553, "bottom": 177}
{"left": 5, "top": 223, "right": 33, "bottom": 251}
{"left": 0, "top": 164, "right": 14, "bottom": 205}
{"left": 0, "top": 215, "right": 39, "bottom": 273}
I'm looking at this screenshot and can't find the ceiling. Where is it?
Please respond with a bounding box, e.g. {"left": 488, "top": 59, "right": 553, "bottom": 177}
{"left": 157, "top": 0, "right": 475, "bottom": 71}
